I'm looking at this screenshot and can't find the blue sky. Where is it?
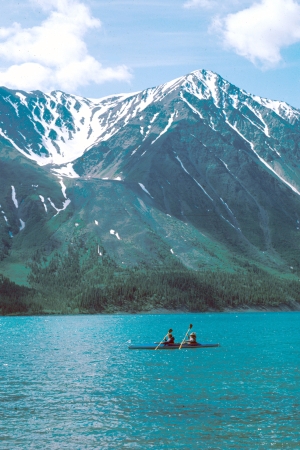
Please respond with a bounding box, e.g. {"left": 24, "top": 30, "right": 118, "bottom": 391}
{"left": 1, "top": 0, "right": 300, "bottom": 107}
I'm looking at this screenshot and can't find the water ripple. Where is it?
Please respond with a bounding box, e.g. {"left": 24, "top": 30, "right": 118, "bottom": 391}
{"left": 0, "top": 313, "right": 299, "bottom": 448}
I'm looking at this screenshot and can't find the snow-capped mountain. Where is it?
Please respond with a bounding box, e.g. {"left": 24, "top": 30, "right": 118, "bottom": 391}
{"left": 2, "top": 70, "right": 300, "bottom": 191}
{"left": 1, "top": 70, "right": 299, "bottom": 160}
{"left": 1, "top": 69, "right": 300, "bottom": 282}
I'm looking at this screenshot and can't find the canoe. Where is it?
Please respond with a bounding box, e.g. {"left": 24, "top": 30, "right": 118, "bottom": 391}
{"left": 128, "top": 342, "right": 220, "bottom": 350}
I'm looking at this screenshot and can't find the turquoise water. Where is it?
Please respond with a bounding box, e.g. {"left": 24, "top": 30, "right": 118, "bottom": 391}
{"left": 0, "top": 312, "right": 299, "bottom": 449}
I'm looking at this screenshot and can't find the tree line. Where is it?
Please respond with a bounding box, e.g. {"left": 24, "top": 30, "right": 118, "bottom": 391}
{"left": 1, "top": 240, "right": 300, "bottom": 315}
{"left": 0, "top": 274, "right": 33, "bottom": 314}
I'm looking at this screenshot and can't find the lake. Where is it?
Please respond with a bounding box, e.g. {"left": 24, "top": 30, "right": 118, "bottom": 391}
{"left": 0, "top": 312, "right": 299, "bottom": 449}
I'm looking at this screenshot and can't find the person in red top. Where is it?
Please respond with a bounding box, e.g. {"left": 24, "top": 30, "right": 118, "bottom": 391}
{"left": 164, "top": 332, "right": 175, "bottom": 345}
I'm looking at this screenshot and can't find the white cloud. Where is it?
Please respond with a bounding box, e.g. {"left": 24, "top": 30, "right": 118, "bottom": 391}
{"left": 216, "top": 0, "right": 300, "bottom": 67}
{"left": 0, "top": 0, "right": 131, "bottom": 92}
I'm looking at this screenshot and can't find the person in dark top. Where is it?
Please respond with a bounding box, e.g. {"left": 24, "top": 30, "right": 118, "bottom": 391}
{"left": 164, "top": 332, "right": 175, "bottom": 345}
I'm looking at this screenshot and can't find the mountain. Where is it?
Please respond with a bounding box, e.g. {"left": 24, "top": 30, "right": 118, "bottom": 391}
{"left": 1, "top": 69, "right": 300, "bottom": 313}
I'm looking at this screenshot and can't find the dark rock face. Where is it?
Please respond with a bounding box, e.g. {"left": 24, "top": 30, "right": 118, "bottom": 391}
{"left": 1, "top": 69, "right": 300, "bottom": 275}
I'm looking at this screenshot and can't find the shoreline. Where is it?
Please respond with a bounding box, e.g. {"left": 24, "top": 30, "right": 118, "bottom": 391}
{"left": 1, "top": 302, "right": 300, "bottom": 317}
{"left": 135, "top": 303, "right": 300, "bottom": 315}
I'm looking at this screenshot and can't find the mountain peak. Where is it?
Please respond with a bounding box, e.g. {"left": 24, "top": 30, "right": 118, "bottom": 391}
{"left": 0, "top": 69, "right": 300, "bottom": 171}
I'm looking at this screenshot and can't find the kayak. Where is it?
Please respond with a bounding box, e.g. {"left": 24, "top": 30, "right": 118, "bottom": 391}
{"left": 128, "top": 342, "right": 220, "bottom": 350}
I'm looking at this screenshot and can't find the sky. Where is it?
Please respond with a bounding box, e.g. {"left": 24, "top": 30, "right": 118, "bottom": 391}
{"left": 1, "top": 0, "right": 300, "bottom": 107}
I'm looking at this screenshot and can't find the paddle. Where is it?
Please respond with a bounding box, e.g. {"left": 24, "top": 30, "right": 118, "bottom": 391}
{"left": 179, "top": 324, "right": 193, "bottom": 350}
{"left": 155, "top": 328, "right": 173, "bottom": 350}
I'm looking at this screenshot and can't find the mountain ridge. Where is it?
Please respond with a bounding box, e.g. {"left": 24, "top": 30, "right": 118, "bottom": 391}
{"left": 1, "top": 69, "right": 300, "bottom": 167}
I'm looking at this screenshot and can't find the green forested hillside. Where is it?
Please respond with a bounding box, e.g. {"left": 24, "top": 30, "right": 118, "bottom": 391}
{"left": 0, "top": 274, "right": 33, "bottom": 314}
{"left": 1, "top": 240, "right": 299, "bottom": 315}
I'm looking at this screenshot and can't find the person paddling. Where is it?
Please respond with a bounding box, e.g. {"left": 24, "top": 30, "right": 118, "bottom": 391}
{"left": 155, "top": 328, "right": 174, "bottom": 350}
{"left": 186, "top": 331, "right": 197, "bottom": 345}
{"left": 164, "top": 331, "right": 175, "bottom": 345}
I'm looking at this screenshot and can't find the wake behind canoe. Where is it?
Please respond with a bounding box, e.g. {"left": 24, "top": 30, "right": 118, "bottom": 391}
{"left": 128, "top": 343, "right": 220, "bottom": 350}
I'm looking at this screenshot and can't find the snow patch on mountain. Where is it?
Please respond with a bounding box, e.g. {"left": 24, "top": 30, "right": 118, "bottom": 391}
{"left": 150, "top": 113, "right": 159, "bottom": 123}
{"left": 48, "top": 197, "right": 71, "bottom": 216}
{"left": 39, "top": 195, "right": 48, "bottom": 212}
{"left": 175, "top": 155, "right": 189, "bottom": 174}
{"left": 220, "top": 197, "right": 234, "bottom": 216}
{"left": 180, "top": 92, "right": 204, "bottom": 119}
{"left": 199, "top": 71, "right": 220, "bottom": 107}
{"left": 245, "top": 103, "right": 270, "bottom": 137}
{"left": 151, "top": 112, "right": 175, "bottom": 145}
{"left": 59, "top": 179, "right": 68, "bottom": 199}
{"left": 110, "top": 229, "right": 121, "bottom": 240}
{"left": 11, "top": 186, "right": 18, "bottom": 208}
{"left": 3, "top": 214, "right": 8, "bottom": 223}
{"left": 220, "top": 215, "right": 237, "bottom": 230}
{"left": 175, "top": 155, "right": 213, "bottom": 201}
{"left": 224, "top": 116, "right": 300, "bottom": 196}
{"left": 15, "top": 92, "right": 27, "bottom": 105}
{"left": 52, "top": 163, "right": 79, "bottom": 178}
{"left": 4, "top": 96, "right": 19, "bottom": 116}
{"left": 251, "top": 96, "right": 300, "bottom": 124}
{"left": 139, "top": 183, "right": 153, "bottom": 198}
{"left": 19, "top": 219, "right": 25, "bottom": 231}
